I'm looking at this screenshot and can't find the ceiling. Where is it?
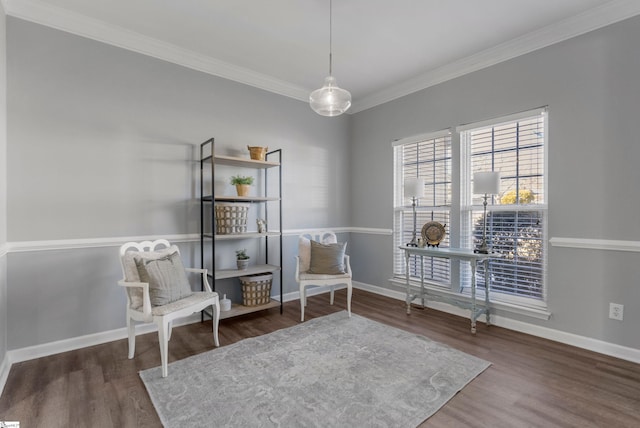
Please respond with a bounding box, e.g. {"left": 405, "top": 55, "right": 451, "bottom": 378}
{"left": 5, "top": 0, "right": 640, "bottom": 113}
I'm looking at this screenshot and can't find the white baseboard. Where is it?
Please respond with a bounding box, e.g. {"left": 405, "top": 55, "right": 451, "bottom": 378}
{"left": 353, "top": 281, "right": 640, "bottom": 364}
{"left": 0, "top": 354, "right": 10, "bottom": 397}
{"left": 0, "top": 288, "right": 337, "bottom": 390}
{"left": 3, "top": 314, "right": 202, "bottom": 377}
{"left": 2, "top": 281, "right": 638, "bottom": 395}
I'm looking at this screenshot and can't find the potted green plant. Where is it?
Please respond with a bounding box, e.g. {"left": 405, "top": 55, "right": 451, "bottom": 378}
{"left": 230, "top": 175, "right": 254, "bottom": 197}
{"left": 236, "top": 249, "right": 250, "bottom": 270}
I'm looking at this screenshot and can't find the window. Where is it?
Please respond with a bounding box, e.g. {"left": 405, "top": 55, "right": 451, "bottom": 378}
{"left": 393, "top": 108, "right": 547, "bottom": 307}
{"left": 461, "top": 110, "right": 547, "bottom": 303}
{"left": 393, "top": 131, "right": 452, "bottom": 285}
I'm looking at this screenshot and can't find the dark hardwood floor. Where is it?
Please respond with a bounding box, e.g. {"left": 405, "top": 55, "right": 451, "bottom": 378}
{"left": 1, "top": 288, "right": 639, "bottom": 427}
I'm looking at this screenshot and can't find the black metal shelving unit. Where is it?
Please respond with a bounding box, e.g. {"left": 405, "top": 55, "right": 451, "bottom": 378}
{"left": 200, "top": 138, "right": 283, "bottom": 319}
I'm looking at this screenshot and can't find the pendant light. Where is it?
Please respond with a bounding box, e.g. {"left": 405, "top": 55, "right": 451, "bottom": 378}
{"left": 309, "top": 0, "right": 351, "bottom": 116}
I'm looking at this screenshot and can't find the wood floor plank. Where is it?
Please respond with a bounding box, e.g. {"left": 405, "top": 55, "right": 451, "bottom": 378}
{"left": 1, "top": 288, "right": 639, "bottom": 427}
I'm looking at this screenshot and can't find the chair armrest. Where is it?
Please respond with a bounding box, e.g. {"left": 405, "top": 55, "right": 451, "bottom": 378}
{"left": 117, "top": 279, "right": 152, "bottom": 316}
{"left": 294, "top": 256, "right": 301, "bottom": 281}
{"left": 185, "top": 267, "right": 213, "bottom": 292}
{"left": 344, "top": 255, "right": 352, "bottom": 276}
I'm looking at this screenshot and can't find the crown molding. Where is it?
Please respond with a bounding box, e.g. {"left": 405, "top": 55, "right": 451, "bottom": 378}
{"left": 3, "top": 0, "right": 310, "bottom": 102}
{"left": 5, "top": 0, "right": 640, "bottom": 114}
{"left": 350, "top": 0, "right": 640, "bottom": 113}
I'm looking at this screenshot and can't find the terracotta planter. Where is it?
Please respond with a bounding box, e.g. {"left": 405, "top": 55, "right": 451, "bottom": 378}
{"left": 235, "top": 184, "right": 250, "bottom": 197}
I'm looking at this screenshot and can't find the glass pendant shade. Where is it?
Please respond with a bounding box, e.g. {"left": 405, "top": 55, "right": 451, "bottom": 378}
{"left": 310, "top": 76, "right": 352, "bottom": 116}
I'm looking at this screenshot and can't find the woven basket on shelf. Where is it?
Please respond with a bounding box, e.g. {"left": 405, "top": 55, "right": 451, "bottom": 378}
{"left": 214, "top": 203, "right": 249, "bottom": 234}
{"left": 240, "top": 273, "right": 273, "bottom": 306}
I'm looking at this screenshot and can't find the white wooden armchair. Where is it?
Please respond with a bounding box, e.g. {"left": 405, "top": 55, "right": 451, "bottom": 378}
{"left": 118, "top": 239, "right": 220, "bottom": 377}
{"left": 295, "top": 231, "right": 352, "bottom": 322}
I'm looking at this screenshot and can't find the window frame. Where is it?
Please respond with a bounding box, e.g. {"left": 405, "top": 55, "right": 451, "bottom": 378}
{"left": 392, "top": 130, "right": 453, "bottom": 287}
{"left": 392, "top": 108, "right": 548, "bottom": 310}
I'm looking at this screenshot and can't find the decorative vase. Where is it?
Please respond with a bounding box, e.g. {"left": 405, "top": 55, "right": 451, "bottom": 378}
{"left": 237, "top": 259, "right": 249, "bottom": 270}
{"left": 235, "top": 184, "right": 250, "bottom": 197}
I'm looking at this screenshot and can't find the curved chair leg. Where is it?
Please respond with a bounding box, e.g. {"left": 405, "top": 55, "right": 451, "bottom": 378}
{"left": 158, "top": 319, "right": 170, "bottom": 378}
{"left": 212, "top": 301, "right": 220, "bottom": 347}
{"left": 347, "top": 281, "right": 353, "bottom": 318}
{"left": 127, "top": 314, "right": 136, "bottom": 359}
{"left": 167, "top": 320, "right": 173, "bottom": 341}
{"left": 330, "top": 286, "right": 335, "bottom": 305}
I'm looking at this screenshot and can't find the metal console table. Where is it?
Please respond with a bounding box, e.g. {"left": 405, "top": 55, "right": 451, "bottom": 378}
{"left": 400, "top": 246, "right": 494, "bottom": 334}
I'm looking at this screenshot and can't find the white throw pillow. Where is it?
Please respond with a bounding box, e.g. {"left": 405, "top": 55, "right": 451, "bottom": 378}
{"left": 122, "top": 245, "right": 179, "bottom": 308}
{"left": 134, "top": 250, "right": 193, "bottom": 307}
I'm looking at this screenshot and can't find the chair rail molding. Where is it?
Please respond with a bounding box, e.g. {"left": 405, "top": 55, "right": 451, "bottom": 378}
{"left": 5, "top": 228, "right": 392, "bottom": 253}
{"left": 282, "top": 227, "right": 391, "bottom": 237}
{"left": 7, "top": 234, "right": 201, "bottom": 253}
{"left": 549, "top": 237, "right": 640, "bottom": 252}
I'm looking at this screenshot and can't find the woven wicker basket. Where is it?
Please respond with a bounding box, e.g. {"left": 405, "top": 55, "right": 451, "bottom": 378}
{"left": 240, "top": 273, "right": 273, "bottom": 306}
{"left": 214, "top": 203, "right": 249, "bottom": 234}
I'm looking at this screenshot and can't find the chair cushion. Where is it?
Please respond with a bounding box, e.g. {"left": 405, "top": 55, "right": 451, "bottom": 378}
{"left": 134, "top": 250, "right": 193, "bottom": 307}
{"left": 308, "top": 240, "right": 347, "bottom": 275}
{"left": 298, "top": 232, "right": 338, "bottom": 272}
{"left": 150, "top": 291, "right": 217, "bottom": 316}
{"left": 122, "top": 245, "right": 179, "bottom": 309}
{"left": 299, "top": 272, "right": 351, "bottom": 280}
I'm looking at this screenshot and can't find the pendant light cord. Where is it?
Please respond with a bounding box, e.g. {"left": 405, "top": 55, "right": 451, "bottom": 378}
{"left": 329, "top": 0, "right": 333, "bottom": 76}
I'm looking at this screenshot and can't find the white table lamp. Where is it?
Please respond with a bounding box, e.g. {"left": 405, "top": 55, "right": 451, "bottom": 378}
{"left": 404, "top": 177, "right": 425, "bottom": 247}
{"left": 473, "top": 171, "right": 500, "bottom": 254}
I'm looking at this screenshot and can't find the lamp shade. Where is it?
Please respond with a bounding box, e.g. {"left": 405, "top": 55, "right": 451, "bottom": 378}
{"left": 309, "top": 76, "right": 352, "bottom": 116}
{"left": 474, "top": 171, "right": 500, "bottom": 195}
{"left": 404, "top": 177, "right": 425, "bottom": 198}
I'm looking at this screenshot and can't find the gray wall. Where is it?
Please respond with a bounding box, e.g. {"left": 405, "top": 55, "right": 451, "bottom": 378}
{"left": 349, "top": 15, "right": 640, "bottom": 349}
{"left": 5, "top": 12, "right": 640, "bottom": 353}
{"left": 6, "top": 18, "right": 350, "bottom": 349}
{"left": 0, "top": 3, "right": 8, "bottom": 365}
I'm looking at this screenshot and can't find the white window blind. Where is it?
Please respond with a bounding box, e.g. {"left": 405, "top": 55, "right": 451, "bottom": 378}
{"left": 393, "top": 132, "right": 452, "bottom": 285}
{"left": 460, "top": 109, "right": 547, "bottom": 301}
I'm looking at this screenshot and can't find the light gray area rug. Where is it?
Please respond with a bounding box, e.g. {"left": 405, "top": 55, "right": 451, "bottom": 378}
{"left": 140, "top": 311, "right": 490, "bottom": 427}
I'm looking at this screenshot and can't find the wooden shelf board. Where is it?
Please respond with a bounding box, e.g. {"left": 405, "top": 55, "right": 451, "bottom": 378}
{"left": 214, "top": 195, "right": 279, "bottom": 202}
{"left": 213, "top": 155, "right": 280, "bottom": 169}
{"left": 218, "top": 300, "right": 281, "bottom": 320}
{"left": 214, "top": 232, "right": 281, "bottom": 240}
{"left": 214, "top": 264, "right": 281, "bottom": 280}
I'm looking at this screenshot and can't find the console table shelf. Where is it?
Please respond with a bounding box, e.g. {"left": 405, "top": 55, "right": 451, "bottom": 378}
{"left": 399, "top": 246, "right": 495, "bottom": 334}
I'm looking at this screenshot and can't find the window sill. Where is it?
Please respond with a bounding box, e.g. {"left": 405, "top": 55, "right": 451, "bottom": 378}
{"left": 388, "top": 277, "right": 551, "bottom": 321}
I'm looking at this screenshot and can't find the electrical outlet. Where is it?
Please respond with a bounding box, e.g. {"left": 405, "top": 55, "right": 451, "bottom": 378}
{"left": 609, "top": 303, "right": 624, "bottom": 321}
